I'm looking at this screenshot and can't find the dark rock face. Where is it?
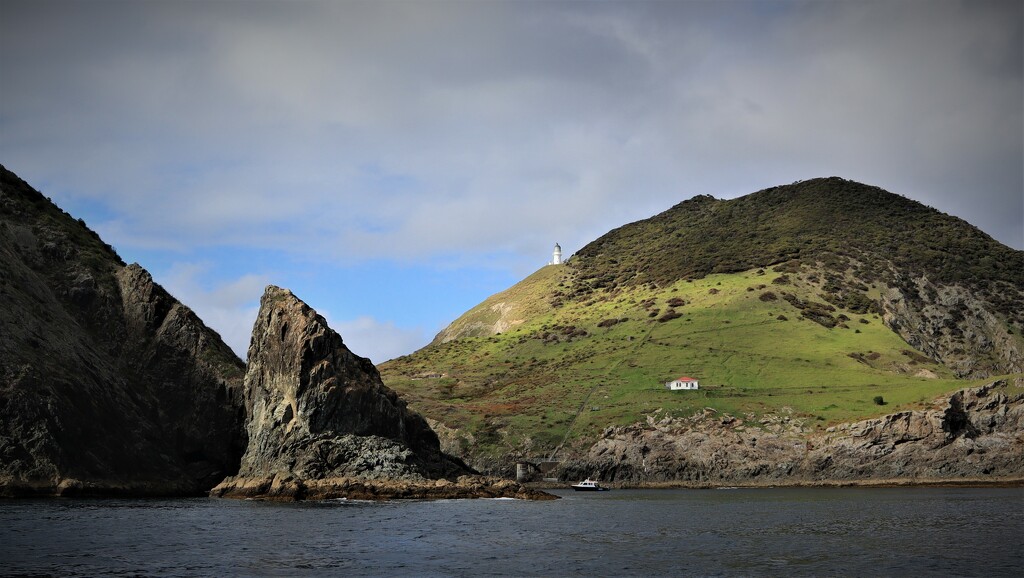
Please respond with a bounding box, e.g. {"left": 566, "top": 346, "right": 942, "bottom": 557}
{"left": 213, "top": 286, "right": 487, "bottom": 497}
{"left": 559, "top": 381, "right": 1024, "bottom": 486}
{"left": 0, "top": 166, "right": 247, "bottom": 496}
{"left": 213, "top": 286, "right": 553, "bottom": 500}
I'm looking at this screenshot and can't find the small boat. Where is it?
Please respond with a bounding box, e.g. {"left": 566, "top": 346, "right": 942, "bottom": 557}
{"left": 571, "top": 478, "right": 609, "bottom": 492}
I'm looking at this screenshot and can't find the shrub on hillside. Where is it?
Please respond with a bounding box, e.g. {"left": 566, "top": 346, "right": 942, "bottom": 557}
{"left": 773, "top": 261, "right": 802, "bottom": 274}
{"left": 801, "top": 310, "right": 837, "bottom": 328}
{"left": 657, "top": 309, "right": 682, "bottom": 322}
{"left": 901, "top": 349, "right": 934, "bottom": 365}
{"left": 823, "top": 288, "right": 878, "bottom": 315}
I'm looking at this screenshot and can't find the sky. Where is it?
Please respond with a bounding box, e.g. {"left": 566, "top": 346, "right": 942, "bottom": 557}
{"left": 2, "top": 0, "right": 1021, "bottom": 363}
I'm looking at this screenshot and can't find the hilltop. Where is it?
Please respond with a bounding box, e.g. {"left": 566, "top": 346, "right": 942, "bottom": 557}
{"left": 379, "top": 178, "right": 1024, "bottom": 477}
{"left": 572, "top": 178, "right": 1022, "bottom": 296}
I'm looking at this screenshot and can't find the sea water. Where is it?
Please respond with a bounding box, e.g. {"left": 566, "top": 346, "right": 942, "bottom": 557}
{"left": 2, "top": 487, "right": 1021, "bottom": 576}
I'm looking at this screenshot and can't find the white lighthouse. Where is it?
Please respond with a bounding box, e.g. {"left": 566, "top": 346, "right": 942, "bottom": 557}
{"left": 551, "top": 243, "right": 563, "bottom": 265}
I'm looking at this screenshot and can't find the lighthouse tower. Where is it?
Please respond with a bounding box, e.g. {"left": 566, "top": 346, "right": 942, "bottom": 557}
{"left": 551, "top": 243, "right": 563, "bottom": 265}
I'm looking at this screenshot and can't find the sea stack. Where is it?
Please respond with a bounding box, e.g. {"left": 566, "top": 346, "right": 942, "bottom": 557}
{"left": 211, "top": 286, "right": 554, "bottom": 500}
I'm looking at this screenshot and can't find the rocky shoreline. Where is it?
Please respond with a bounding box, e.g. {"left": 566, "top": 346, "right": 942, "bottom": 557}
{"left": 556, "top": 381, "right": 1024, "bottom": 487}
{"left": 212, "top": 474, "right": 557, "bottom": 501}
{"left": 529, "top": 476, "right": 1024, "bottom": 491}
{"left": 1, "top": 479, "right": 210, "bottom": 499}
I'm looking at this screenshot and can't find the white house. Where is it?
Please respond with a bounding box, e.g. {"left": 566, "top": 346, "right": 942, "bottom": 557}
{"left": 665, "top": 376, "right": 699, "bottom": 390}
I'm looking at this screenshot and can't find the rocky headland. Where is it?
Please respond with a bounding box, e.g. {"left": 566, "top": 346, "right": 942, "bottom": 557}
{"left": 211, "top": 286, "right": 554, "bottom": 501}
{"left": 0, "top": 166, "right": 247, "bottom": 497}
{"left": 558, "top": 380, "right": 1024, "bottom": 487}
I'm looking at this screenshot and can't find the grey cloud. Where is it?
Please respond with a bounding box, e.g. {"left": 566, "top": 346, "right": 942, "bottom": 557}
{"left": 2, "top": 0, "right": 1020, "bottom": 258}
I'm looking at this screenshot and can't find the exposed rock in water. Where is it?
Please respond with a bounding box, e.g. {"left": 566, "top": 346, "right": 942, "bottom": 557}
{"left": 559, "top": 381, "right": 1024, "bottom": 486}
{"left": 211, "top": 286, "right": 553, "bottom": 500}
{"left": 0, "top": 166, "right": 247, "bottom": 497}
{"left": 212, "top": 475, "right": 556, "bottom": 502}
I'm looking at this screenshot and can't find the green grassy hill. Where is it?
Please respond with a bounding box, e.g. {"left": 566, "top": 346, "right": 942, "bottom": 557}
{"left": 379, "top": 178, "right": 1024, "bottom": 469}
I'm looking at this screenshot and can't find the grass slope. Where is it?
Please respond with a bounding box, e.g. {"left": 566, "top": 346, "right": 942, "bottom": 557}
{"left": 381, "top": 264, "right": 984, "bottom": 461}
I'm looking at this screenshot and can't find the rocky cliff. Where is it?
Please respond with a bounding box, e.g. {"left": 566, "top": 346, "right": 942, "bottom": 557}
{"left": 881, "top": 276, "right": 1023, "bottom": 378}
{"left": 559, "top": 380, "right": 1024, "bottom": 486}
{"left": 211, "top": 286, "right": 553, "bottom": 500}
{"left": 0, "top": 165, "right": 247, "bottom": 496}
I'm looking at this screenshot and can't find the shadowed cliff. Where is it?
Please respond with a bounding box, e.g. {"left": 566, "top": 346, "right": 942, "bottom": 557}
{"left": 0, "top": 165, "right": 247, "bottom": 497}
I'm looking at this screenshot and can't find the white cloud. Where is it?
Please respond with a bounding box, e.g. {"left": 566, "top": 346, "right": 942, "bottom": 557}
{"left": 325, "top": 315, "right": 430, "bottom": 365}
{"left": 159, "top": 263, "right": 267, "bottom": 359}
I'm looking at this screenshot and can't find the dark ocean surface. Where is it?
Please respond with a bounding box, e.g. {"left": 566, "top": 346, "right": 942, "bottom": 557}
{"left": 2, "top": 487, "right": 1021, "bottom": 577}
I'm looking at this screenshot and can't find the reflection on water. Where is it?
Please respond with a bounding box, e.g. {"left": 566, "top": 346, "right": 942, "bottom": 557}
{"left": 1, "top": 487, "right": 1021, "bottom": 576}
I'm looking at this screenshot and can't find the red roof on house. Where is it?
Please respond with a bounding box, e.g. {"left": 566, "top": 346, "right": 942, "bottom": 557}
{"left": 676, "top": 376, "right": 697, "bottom": 382}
